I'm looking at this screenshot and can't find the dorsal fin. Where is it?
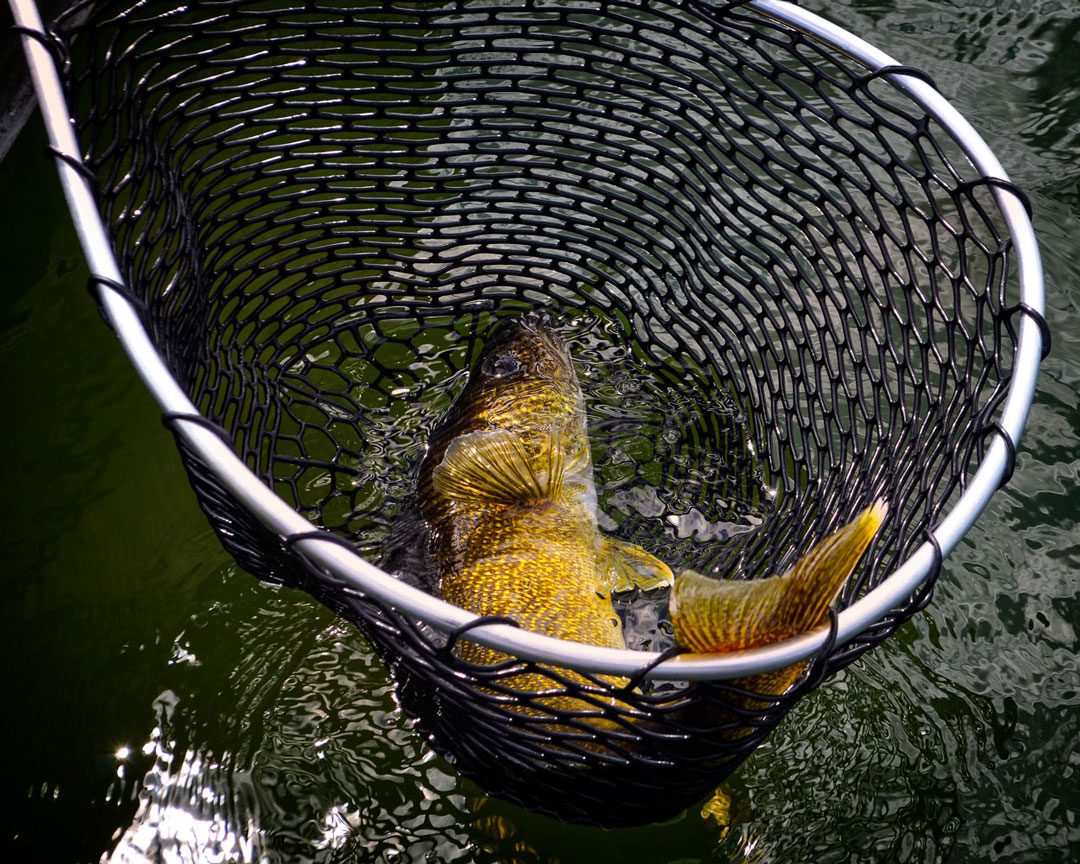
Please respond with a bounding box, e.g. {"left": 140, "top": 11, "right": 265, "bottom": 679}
{"left": 432, "top": 428, "right": 565, "bottom": 506}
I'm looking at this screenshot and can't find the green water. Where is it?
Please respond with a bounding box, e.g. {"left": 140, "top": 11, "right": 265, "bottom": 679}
{"left": 3, "top": 0, "right": 1079, "bottom": 860}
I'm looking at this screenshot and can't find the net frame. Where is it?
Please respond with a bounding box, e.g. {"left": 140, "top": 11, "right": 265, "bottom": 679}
{"left": 12, "top": 0, "right": 1047, "bottom": 826}
{"left": 14, "top": 0, "right": 1045, "bottom": 683}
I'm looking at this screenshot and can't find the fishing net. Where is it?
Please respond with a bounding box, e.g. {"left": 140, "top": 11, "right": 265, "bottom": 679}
{"left": 25, "top": 0, "right": 1044, "bottom": 827}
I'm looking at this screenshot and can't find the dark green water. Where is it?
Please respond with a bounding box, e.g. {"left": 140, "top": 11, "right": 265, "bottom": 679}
{"left": 2, "top": 1, "right": 1078, "bottom": 861}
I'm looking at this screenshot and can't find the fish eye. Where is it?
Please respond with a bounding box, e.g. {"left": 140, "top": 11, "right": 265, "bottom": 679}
{"left": 486, "top": 354, "right": 523, "bottom": 378}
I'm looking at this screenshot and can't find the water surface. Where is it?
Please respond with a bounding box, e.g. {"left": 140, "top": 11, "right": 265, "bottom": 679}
{"left": 2, "top": 1, "right": 1078, "bottom": 861}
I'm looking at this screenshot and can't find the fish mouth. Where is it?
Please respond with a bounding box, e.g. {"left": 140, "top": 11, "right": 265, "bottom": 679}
{"left": 490, "top": 308, "right": 558, "bottom": 340}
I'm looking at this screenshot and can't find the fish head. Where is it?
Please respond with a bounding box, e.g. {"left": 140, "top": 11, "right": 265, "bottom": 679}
{"left": 420, "top": 310, "right": 591, "bottom": 507}
{"left": 479, "top": 310, "right": 575, "bottom": 387}
{"left": 467, "top": 311, "right": 582, "bottom": 431}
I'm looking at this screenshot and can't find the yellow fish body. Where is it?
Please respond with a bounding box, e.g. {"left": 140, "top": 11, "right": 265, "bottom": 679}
{"left": 417, "top": 312, "right": 886, "bottom": 698}
{"left": 417, "top": 313, "right": 670, "bottom": 676}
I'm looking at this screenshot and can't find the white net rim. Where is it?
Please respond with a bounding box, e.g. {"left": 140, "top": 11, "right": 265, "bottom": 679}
{"left": 12, "top": 0, "right": 1046, "bottom": 682}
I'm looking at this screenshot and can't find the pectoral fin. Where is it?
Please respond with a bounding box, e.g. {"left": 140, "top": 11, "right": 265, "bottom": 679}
{"left": 433, "top": 428, "right": 565, "bottom": 506}
{"left": 601, "top": 537, "right": 675, "bottom": 594}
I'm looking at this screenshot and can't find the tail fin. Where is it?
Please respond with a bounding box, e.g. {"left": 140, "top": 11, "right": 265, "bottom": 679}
{"left": 670, "top": 499, "right": 888, "bottom": 655}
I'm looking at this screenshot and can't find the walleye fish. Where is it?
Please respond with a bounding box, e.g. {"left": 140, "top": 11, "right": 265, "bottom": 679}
{"left": 416, "top": 311, "right": 886, "bottom": 699}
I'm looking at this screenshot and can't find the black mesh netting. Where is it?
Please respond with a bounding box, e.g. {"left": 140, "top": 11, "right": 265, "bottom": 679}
{"left": 46, "top": 0, "right": 1031, "bottom": 826}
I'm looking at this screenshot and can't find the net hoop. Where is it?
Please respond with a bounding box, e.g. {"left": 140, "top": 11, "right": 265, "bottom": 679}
{"left": 12, "top": 0, "right": 1045, "bottom": 684}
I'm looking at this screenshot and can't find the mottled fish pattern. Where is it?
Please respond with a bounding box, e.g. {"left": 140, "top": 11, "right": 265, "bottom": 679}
{"left": 416, "top": 312, "right": 886, "bottom": 702}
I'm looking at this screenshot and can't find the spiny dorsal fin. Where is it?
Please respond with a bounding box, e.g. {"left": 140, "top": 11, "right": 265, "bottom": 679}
{"left": 432, "top": 428, "right": 565, "bottom": 506}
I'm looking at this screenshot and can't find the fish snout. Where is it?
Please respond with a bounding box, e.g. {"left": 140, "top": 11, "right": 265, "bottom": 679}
{"left": 518, "top": 308, "right": 557, "bottom": 332}
{"left": 489, "top": 308, "right": 557, "bottom": 341}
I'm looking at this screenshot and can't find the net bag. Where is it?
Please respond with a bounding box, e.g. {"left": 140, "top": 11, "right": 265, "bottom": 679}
{"left": 14, "top": 0, "right": 1046, "bottom": 827}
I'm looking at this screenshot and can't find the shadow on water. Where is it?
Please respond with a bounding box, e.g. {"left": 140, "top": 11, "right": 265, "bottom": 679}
{"left": 3, "top": 0, "right": 1080, "bottom": 861}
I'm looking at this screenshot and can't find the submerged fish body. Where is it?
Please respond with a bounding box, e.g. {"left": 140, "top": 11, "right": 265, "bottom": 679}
{"left": 416, "top": 311, "right": 886, "bottom": 700}
{"left": 417, "top": 312, "right": 671, "bottom": 674}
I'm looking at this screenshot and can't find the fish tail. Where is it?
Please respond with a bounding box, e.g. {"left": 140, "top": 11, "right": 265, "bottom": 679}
{"left": 670, "top": 499, "right": 888, "bottom": 655}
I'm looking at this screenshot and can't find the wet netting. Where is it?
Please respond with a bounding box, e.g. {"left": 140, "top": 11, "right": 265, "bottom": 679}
{"left": 39, "top": 0, "right": 1040, "bottom": 826}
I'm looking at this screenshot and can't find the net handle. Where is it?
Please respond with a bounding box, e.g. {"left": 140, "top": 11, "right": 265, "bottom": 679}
{"left": 11, "top": 0, "right": 1045, "bottom": 683}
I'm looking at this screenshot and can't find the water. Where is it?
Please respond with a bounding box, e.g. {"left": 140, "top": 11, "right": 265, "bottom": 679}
{"left": 2, "top": 0, "right": 1079, "bottom": 860}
